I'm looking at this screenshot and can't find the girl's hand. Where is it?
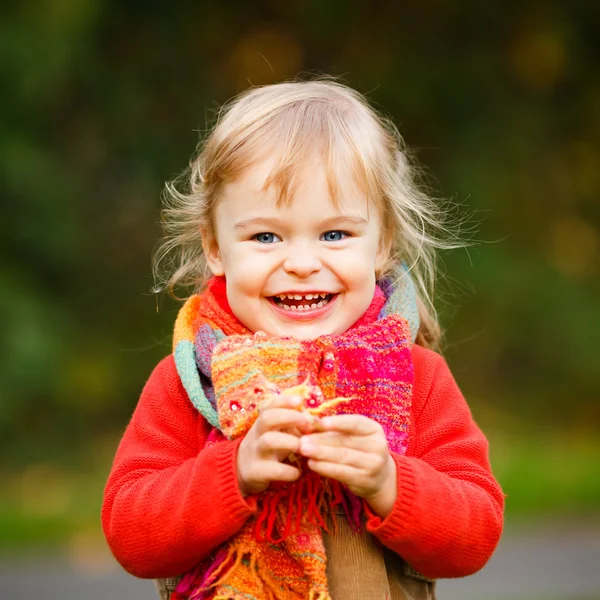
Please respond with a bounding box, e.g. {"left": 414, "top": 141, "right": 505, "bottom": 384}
{"left": 236, "top": 394, "right": 313, "bottom": 496}
{"left": 298, "top": 415, "right": 398, "bottom": 517}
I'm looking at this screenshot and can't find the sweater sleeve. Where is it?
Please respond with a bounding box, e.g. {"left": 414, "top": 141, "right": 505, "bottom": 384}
{"left": 101, "top": 355, "right": 256, "bottom": 579}
{"left": 365, "top": 345, "right": 505, "bottom": 579}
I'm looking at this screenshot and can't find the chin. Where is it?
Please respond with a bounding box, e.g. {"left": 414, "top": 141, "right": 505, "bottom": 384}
{"left": 287, "top": 328, "right": 324, "bottom": 341}
{"left": 286, "top": 321, "right": 344, "bottom": 340}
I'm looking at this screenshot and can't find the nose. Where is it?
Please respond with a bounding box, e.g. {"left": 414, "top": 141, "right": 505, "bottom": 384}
{"left": 282, "top": 240, "right": 322, "bottom": 277}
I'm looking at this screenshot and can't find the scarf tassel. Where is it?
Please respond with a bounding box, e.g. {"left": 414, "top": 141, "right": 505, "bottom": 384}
{"left": 172, "top": 475, "right": 360, "bottom": 600}
{"left": 173, "top": 543, "right": 305, "bottom": 600}
{"left": 254, "top": 471, "right": 363, "bottom": 544}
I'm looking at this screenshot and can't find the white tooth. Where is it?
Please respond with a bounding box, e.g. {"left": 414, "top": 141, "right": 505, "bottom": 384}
{"left": 283, "top": 304, "right": 290, "bottom": 310}
{"left": 279, "top": 294, "right": 287, "bottom": 300}
{"left": 311, "top": 303, "right": 317, "bottom": 309}
{"left": 305, "top": 294, "right": 314, "bottom": 300}
{"left": 290, "top": 305, "right": 297, "bottom": 311}
{"left": 293, "top": 294, "right": 302, "bottom": 300}
{"left": 298, "top": 305, "right": 307, "bottom": 311}
{"left": 320, "top": 293, "right": 327, "bottom": 299}
{"left": 317, "top": 301, "right": 324, "bottom": 308}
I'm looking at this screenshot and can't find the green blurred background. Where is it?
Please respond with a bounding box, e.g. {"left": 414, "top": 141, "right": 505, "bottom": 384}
{"left": 1, "top": 0, "right": 599, "bottom": 561}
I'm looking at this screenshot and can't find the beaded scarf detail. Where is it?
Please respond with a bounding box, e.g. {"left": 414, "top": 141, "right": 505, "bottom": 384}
{"left": 171, "top": 274, "right": 418, "bottom": 600}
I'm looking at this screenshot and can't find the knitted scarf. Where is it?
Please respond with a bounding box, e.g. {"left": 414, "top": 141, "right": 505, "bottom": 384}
{"left": 171, "top": 272, "right": 419, "bottom": 600}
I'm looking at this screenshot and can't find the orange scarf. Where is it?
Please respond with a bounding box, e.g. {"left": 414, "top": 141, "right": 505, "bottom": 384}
{"left": 172, "top": 277, "right": 416, "bottom": 599}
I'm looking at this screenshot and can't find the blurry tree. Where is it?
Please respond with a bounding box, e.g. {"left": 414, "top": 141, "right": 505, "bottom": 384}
{"left": 1, "top": 0, "right": 599, "bottom": 470}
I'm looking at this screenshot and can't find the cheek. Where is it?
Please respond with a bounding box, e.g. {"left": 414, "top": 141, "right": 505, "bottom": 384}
{"left": 337, "top": 251, "right": 377, "bottom": 283}
{"left": 222, "top": 249, "right": 272, "bottom": 290}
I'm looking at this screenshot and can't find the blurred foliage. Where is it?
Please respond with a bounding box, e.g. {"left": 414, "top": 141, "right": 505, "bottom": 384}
{"left": 1, "top": 0, "right": 599, "bottom": 543}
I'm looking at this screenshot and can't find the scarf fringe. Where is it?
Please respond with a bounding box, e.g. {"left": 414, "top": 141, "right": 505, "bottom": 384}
{"left": 254, "top": 470, "right": 363, "bottom": 544}
{"left": 173, "top": 475, "right": 359, "bottom": 600}
{"left": 173, "top": 544, "right": 308, "bottom": 600}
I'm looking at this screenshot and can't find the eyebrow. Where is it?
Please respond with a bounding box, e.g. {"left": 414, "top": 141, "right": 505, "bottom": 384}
{"left": 234, "top": 215, "right": 368, "bottom": 231}
{"left": 234, "top": 217, "right": 281, "bottom": 231}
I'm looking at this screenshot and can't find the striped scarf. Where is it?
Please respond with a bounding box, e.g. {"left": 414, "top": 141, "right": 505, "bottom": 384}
{"left": 171, "top": 273, "right": 419, "bottom": 600}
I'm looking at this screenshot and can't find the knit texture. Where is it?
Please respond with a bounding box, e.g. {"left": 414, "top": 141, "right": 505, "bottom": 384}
{"left": 101, "top": 286, "right": 505, "bottom": 589}
{"left": 173, "top": 272, "right": 419, "bottom": 431}
{"left": 169, "top": 278, "right": 415, "bottom": 599}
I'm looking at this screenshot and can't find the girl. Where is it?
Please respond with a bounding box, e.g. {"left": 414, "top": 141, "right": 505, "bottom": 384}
{"left": 102, "top": 79, "right": 504, "bottom": 600}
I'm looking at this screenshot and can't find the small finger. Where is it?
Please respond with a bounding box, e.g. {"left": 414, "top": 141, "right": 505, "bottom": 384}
{"left": 256, "top": 408, "right": 311, "bottom": 434}
{"left": 306, "top": 460, "right": 363, "bottom": 488}
{"left": 257, "top": 431, "right": 301, "bottom": 458}
{"left": 319, "top": 414, "right": 380, "bottom": 436}
{"left": 299, "top": 442, "right": 373, "bottom": 469}
{"left": 297, "top": 414, "right": 322, "bottom": 435}
{"left": 265, "top": 462, "right": 301, "bottom": 483}
{"left": 282, "top": 426, "right": 303, "bottom": 437}
{"left": 299, "top": 431, "right": 357, "bottom": 449}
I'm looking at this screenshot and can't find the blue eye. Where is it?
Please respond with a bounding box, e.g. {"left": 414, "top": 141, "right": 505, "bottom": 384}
{"left": 252, "top": 232, "right": 280, "bottom": 244}
{"left": 321, "top": 230, "right": 347, "bottom": 242}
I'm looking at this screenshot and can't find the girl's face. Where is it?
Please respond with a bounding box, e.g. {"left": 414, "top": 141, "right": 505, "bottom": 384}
{"left": 203, "top": 156, "right": 388, "bottom": 340}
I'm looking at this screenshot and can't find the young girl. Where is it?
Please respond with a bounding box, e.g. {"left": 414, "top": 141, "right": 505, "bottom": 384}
{"left": 102, "top": 79, "right": 504, "bottom": 600}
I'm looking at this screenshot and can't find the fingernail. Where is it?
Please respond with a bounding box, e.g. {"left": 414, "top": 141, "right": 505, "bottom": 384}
{"left": 290, "top": 395, "right": 303, "bottom": 406}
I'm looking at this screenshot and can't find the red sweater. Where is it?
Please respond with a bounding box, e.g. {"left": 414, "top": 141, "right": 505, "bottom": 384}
{"left": 102, "top": 345, "right": 504, "bottom": 580}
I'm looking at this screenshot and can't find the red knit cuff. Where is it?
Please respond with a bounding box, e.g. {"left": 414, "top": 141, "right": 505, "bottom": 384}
{"left": 366, "top": 453, "right": 416, "bottom": 541}
{"left": 212, "top": 437, "right": 258, "bottom": 519}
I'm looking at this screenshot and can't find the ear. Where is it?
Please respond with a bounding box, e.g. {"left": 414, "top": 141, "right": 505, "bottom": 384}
{"left": 201, "top": 229, "right": 225, "bottom": 276}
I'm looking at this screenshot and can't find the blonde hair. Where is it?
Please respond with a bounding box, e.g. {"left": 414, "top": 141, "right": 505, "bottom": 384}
{"left": 154, "top": 78, "right": 466, "bottom": 351}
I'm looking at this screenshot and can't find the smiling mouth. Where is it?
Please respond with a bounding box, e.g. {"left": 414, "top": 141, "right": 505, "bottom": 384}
{"left": 271, "top": 292, "right": 335, "bottom": 311}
